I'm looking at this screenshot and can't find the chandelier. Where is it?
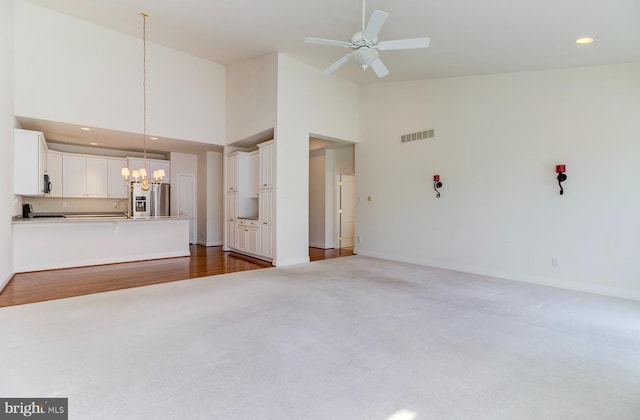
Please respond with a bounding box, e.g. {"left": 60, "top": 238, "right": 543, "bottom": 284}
{"left": 121, "top": 12, "right": 164, "bottom": 190}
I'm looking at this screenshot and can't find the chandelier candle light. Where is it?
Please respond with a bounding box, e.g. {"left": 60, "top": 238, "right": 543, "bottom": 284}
{"left": 121, "top": 12, "right": 165, "bottom": 191}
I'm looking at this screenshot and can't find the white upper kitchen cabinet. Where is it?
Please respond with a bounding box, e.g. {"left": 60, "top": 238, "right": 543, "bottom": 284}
{"left": 62, "top": 155, "right": 109, "bottom": 198}
{"left": 86, "top": 157, "right": 108, "bottom": 198}
{"left": 127, "top": 157, "right": 171, "bottom": 184}
{"left": 46, "top": 151, "right": 63, "bottom": 198}
{"left": 149, "top": 160, "right": 170, "bottom": 183}
{"left": 62, "top": 154, "right": 86, "bottom": 197}
{"left": 14, "top": 129, "right": 48, "bottom": 196}
{"left": 107, "top": 158, "right": 128, "bottom": 198}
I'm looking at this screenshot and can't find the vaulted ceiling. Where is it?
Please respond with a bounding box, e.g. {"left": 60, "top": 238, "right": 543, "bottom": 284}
{"left": 24, "top": 0, "right": 640, "bottom": 84}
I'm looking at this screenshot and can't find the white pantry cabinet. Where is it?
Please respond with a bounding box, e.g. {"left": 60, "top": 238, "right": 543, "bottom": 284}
{"left": 225, "top": 139, "right": 276, "bottom": 262}
{"left": 258, "top": 140, "right": 275, "bottom": 190}
{"left": 227, "top": 191, "right": 238, "bottom": 249}
{"left": 14, "top": 129, "right": 48, "bottom": 196}
{"left": 226, "top": 153, "right": 238, "bottom": 192}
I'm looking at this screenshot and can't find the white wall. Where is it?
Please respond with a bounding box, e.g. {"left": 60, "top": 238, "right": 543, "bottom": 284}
{"left": 275, "top": 54, "right": 359, "bottom": 266}
{"left": 14, "top": 0, "right": 225, "bottom": 144}
{"left": 197, "top": 151, "right": 223, "bottom": 246}
{"left": 275, "top": 54, "right": 358, "bottom": 266}
{"left": 0, "top": 0, "right": 15, "bottom": 289}
{"left": 207, "top": 151, "right": 224, "bottom": 246}
{"left": 25, "top": 198, "right": 126, "bottom": 214}
{"left": 357, "top": 63, "right": 640, "bottom": 300}
{"left": 170, "top": 152, "right": 198, "bottom": 241}
{"left": 226, "top": 54, "right": 277, "bottom": 144}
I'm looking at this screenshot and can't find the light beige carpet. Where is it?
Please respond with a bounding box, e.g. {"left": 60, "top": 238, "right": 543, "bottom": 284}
{"left": 1, "top": 256, "right": 639, "bottom": 419}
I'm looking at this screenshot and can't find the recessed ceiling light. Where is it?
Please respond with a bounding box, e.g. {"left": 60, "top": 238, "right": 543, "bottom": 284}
{"left": 150, "top": 136, "right": 158, "bottom": 140}
{"left": 576, "top": 37, "right": 594, "bottom": 45}
{"left": 89, "top": 142, "right": 98, "bottom": 146}
{"left": 80, "top": 127, "right": 91, "bottom": 131}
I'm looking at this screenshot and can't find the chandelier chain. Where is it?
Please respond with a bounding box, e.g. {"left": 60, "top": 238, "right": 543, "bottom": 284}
{"left": 142, "top": 12, "right": 148, "bottom": 168}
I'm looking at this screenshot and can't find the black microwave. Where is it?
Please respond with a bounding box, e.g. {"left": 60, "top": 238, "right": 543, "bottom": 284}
{"left": 43, "top": 174, "right": 52, "bottom": 194}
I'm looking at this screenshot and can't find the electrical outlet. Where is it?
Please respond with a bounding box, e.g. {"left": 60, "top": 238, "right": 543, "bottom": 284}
{"left": 357, "top": 235, "right": 362, "bottom": 243}
{"left": 551, "top": 258, "right": 559, "bottom": 268}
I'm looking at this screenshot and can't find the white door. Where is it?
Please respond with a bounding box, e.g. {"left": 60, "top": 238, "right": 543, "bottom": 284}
{"left": 339, "top": 174, "right": 355, "bottom": 248}
{"left": 177, "top": 173, "right": 196, "bottom": 244}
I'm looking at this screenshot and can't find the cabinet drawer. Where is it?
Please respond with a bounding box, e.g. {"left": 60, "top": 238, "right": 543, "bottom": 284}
{"left": 238, "top": 218, "right": 259, "bottom": 227}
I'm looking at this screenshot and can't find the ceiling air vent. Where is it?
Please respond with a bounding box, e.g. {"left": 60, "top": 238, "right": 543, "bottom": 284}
{"left": 401, "top": 129, "right": 435, "bottom": 143}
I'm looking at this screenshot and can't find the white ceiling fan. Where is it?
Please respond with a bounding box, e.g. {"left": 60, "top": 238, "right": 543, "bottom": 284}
{"left": 305, "top": 0, "right": 431, "bottom": 78}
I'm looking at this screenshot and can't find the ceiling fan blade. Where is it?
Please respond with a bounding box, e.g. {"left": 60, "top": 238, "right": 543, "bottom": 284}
{"left": 322, "top": 53, "right": 352, "bottom": 75}
{"left": 377, "top": 37, "right": 431, "bottom": 51}
{"left": 369, "top": 58, "right": 389, "bottom": 78}
{"left": 305, "top": 37, "right": 351, "bottom": 48}
{"left": 363, "top": 10, "right": 389, "bottom": 41}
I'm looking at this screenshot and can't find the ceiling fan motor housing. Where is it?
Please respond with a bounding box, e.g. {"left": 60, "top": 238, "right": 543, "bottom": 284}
{"left": 350, "top": 31, "right": 377, "bottom": 47}
{"left": 351, "top": 48, "right": 379, "bottom": 70}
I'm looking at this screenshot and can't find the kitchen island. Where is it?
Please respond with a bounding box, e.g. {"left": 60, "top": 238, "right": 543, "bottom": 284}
{"left": 13, "top": 216, "right": 191, "bottom": 272}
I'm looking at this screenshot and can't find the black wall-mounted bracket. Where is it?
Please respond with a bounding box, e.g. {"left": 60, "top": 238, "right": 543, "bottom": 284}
{"left": 557, "top": 172, "right": 567, "bottom": 195}
{"left": 434, "top": 181, "right": 443, "bottom": 198}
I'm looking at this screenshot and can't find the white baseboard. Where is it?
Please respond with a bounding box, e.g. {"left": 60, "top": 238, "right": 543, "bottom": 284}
{"left": 0, "top": 271, "right": 14, "bottom": 293}
{"left": 355, "top": 249, "right": 640, "bottom": 302}
{"left": 309, "top": 242, "right": 334, "bottom": 250}
{"left": 197, "top": 240, "right": 223, "bottom": 247}
{"left": 274, "top": 256, "right": 311, "bottom": 267}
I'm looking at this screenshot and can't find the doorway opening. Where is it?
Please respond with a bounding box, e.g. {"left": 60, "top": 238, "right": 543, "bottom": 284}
{"left": 308, "top": 137, "right": 355, "bottom": 254}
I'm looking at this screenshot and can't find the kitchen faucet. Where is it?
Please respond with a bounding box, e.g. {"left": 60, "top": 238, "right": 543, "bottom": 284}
{"left": 115, "top": 199, "right": 130, "bottom": 218}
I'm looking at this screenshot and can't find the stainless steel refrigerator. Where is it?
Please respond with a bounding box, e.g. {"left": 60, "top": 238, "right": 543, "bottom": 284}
{"left": 151, "top": 184, "right": 170, "bottom": 216}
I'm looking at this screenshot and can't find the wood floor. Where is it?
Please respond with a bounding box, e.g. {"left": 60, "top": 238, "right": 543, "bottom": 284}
{"left": 0, "top": 246, "right": 354, "bottom": 307}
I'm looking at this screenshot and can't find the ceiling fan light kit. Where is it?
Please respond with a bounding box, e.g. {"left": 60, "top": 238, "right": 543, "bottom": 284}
{"left": 305, "top": 0, "right": 430, "bottom": 78}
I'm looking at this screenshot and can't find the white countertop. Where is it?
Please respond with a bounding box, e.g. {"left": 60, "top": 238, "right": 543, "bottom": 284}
{"left": 13, "top": 215, "right": 191, "bottom": 224}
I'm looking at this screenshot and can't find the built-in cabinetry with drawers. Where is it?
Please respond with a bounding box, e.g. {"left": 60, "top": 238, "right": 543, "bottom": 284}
{"left": 225, "top": 140, "right": 275, "bottom": 262}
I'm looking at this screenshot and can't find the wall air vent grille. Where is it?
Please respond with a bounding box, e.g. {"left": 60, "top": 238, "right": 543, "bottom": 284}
{"left": 401, "top": 129, "right": 435, "bottom": 143}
